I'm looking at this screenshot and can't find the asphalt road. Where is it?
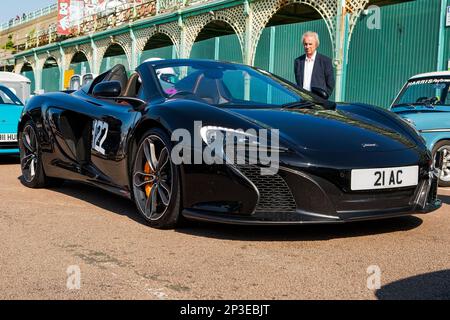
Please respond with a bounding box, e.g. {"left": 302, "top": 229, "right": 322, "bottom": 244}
{"left": 0, "top": 155, "right": 449, "bottom": 300}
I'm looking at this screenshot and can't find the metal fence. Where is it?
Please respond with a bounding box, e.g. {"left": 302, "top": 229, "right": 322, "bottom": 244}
{"left": 0, "top": 0, "right": 209, "bottom": 33}
{"left": 0, "top": 3, "right": 58, "bottom": 32}
{"left": 6, "top": 0, "right": 211, "bottom": 54}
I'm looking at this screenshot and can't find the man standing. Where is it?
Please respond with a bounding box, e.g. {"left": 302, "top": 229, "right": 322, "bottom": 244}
{"left": 294, "top": 31, "right": 335, "bottom": 98}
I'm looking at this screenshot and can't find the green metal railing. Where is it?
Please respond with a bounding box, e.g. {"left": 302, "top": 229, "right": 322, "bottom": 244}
{"left": 7, "top": 0, "right": 214, "bottom": 54}
{"left": 14, "top": 1, "right": 158, "bottom": 53}
{"left": 0, "top": 3, "right": 58, "bottom": 32}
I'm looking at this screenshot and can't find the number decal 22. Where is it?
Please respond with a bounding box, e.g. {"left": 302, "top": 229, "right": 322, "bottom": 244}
{"left": 92, "top": 120, "right": 109, "bottom": 155}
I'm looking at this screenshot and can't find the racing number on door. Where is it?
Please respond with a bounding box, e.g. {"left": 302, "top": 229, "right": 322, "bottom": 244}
{"left": 92, "top": 120, "right": 109, "bottom": 155}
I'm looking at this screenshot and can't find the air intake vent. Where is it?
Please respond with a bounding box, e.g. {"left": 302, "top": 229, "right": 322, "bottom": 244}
{"left": 235, "top": 165, "right": 296, "bottom": 213}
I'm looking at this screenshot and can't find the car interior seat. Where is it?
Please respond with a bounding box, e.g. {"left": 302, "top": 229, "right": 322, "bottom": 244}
{"left": 122, "top": 73, "right": 141, "bottom": 98}
{"left": 193, "top": 73, "right": 231, "bottom": 105}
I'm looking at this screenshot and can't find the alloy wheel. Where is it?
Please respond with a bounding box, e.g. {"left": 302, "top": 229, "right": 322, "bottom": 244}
{"left": 21, "top": 125, "right": 39, "bottom": 183}
{"left": 133, "top": 135, "right": 172, "bottom": 221}
{"left": 436, "top": 145, "right": 450, "bottom": 182}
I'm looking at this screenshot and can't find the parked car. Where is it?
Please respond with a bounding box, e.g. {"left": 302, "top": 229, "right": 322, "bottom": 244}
{"left": 0, "top": 72, "right": 31, "bottom": 104}
{"left": 17, "top": 59, "right": 441, "bottom": 228}
{"left": 390, "top": 71, "right": 450, "bottom": 186}
{"left": 0, "top": 84, "right": 24, "bottom": 155}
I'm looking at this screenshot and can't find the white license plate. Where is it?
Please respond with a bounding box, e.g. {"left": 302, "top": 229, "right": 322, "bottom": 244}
{"left": 351, "top": 165, "right": 418, "bottom": 191}
{"left": 0, "top": 133, "right": 17, "bottom": 142}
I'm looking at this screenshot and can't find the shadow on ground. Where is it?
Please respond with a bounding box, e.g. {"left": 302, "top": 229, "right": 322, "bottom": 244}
{"left": 376, "top": 270, "right": 450, "bottom": 299}
{"left": 437, "top": 194, "right": 450, "bottom": 205}
{"left": 40, "top": 180, "right": 147, "bottom": 226}
{"left": 29, "top": 180, "right": 424, "bottom": 241}
{"left": 177, "top": 215, "right": 423, "bottom": 241}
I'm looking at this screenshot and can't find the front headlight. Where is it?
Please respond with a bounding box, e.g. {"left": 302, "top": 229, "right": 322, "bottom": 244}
{"left": 199, "top": 126, "right": 285, "bottom": 174}
{"left": 200, "top": 125, "right": 286, "bottom": 163}
{"left": 200, "top": 126, "right": 259, "bottom": 149}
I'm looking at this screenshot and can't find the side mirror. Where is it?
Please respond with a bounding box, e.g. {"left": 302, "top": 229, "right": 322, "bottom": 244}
{"left": 311, "top": 87, "right": 329, "bottom": 100}
{"left": 93, "top": 81, "right": 122, "bottom": 98}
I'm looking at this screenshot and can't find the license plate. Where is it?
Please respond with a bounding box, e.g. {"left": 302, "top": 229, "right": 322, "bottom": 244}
{"left": 0, "top": 133, "right": 17, "bottom": 142}
{"left": 351, "top": 165, "right": 418, "bottom": 191}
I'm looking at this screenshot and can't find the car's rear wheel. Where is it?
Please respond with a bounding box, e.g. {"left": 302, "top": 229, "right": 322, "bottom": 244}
{"left": 432, "top": 140, "right": 450, "bottom": 187}
{"left": 132, "top": 128, "right": 181, "bottom": 229}
{"left": 19, "top": 121, "right": 49, "bottom": 188}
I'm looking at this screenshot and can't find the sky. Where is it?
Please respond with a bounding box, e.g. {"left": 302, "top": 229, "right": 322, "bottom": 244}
{"left": 0, "top": 0, "right": 56, "bottom": 24}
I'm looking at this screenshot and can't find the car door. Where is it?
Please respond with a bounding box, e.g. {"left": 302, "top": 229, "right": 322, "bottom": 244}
{"left": 46, "top": 91, "right": 139, "bottom": 192}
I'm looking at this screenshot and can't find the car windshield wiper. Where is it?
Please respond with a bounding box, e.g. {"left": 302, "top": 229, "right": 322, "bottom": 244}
{"left": 391, "top": 103, "right": 416, "bottom": 109}
{"left": 281, "top": 101, "right": 317, "bottom": 109}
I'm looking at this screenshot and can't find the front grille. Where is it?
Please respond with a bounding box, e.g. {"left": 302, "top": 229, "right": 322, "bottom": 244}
{"left": 235, "top": 165, "right": 297, "bottom": 213}
{"left": 0, "top": 142, "right": 19, "bottom": 149}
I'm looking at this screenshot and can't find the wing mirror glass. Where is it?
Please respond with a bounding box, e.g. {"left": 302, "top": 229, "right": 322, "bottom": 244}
{"left": 93, "top": 81, "right": 122, "bottom": 98}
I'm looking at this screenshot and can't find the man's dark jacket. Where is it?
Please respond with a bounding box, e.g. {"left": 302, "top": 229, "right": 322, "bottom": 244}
{"left": 294, "top": 53, "right": 335, "bottom": 96}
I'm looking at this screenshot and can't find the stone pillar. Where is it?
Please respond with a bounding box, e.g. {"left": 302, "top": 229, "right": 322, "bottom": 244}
{"left": 91, "top": 37, "right": 99, "bottom": 75}
{"left": 333, "top": 0, "right": 349, "bottom": 102}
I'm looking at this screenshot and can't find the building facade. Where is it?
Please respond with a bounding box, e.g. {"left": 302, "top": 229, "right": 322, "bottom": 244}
{"left": 2, "top": 0, "right": 450, "bottom": 107}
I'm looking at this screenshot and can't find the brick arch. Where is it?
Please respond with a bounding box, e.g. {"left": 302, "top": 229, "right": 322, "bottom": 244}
{"left": 96, "top": 38, "right": 131, "bottom": 72}
{"left": 249, "top": 0, "right": 337, "bottom": 65}
{"left": 41, "top": 55, "right": 61, "bottom": 69}
{"left": 347, "top": 0, "right": 371, "bottom": 44}
{"left": 14, "top": 58, "right": 27, "bottom": 74}
{"left": 18, "top": 61, "right": 34, "bottom": 73}
{"left": 183, "top": 6, "right": 246, "bottom": 59}
{"left": 66, "top": 45, "right": 94, "bottom": 71}
{"left": 135, "top": 24, "right": 181, "bottom": 59}
{"left": 113, "top": 33, "right": 133, "bottom": 67}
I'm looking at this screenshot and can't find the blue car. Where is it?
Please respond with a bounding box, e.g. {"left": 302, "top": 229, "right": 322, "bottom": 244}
{"left": 0, "top": 85, "right": 24, "bottom": 155}
{"left": 391, "top": 71, "right": 450, "bottom": 186}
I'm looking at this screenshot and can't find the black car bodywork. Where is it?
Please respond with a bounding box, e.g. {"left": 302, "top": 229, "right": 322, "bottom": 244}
{"left": 18, "top": 59, "right": 441, "bottom": 227}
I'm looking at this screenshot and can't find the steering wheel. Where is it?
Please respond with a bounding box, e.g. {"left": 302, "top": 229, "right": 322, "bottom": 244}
{"left": 416, "top": 96, "right": 439, "bottom": 105}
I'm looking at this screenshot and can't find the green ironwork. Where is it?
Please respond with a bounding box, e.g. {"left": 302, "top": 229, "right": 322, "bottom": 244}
{"left": 10, "top": 0, "right": 439, "bottom": 109}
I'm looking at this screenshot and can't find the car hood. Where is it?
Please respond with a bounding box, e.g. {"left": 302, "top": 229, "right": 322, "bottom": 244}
{"left": 226, "top": 105, "right": 416, "bottom": 153}
{"left": 0, "top": 104, "right": 23, "bottom": 133}
{"left": 392, "top": 108, "right": 450, "bottom": 132}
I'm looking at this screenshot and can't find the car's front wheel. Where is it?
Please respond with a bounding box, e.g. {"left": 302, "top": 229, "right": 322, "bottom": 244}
{"left": 19, "top": 121, "right": 48, "bottom": 188}
{"left": 433, "top": 140, "right": 450, "bottom": 187}
{"left": 132, "top": 128, "right": 181, "bottom": 229}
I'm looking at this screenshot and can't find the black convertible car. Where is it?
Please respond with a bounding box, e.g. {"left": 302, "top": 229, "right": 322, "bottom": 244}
{"left": 18, "top": 59, "right": 442, "bottom": 228}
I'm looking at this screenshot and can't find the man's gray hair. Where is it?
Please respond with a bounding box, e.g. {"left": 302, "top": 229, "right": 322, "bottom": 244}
{"left": 302, "top": 31, "right": 320, "bottom": 47}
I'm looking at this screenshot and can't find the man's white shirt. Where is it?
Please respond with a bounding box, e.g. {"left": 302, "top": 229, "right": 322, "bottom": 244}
{"left": 303, "top": 51, "right": 317, "bottom": 92}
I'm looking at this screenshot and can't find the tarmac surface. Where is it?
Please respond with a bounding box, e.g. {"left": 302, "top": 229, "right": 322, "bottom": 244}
{"left": 0, "top": 155, "right": 449, "bottom": 300}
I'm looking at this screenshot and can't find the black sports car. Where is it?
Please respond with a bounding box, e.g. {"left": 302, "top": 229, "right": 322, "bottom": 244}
{"left": 18, "top": 59, "right": 442, "bottom": 228}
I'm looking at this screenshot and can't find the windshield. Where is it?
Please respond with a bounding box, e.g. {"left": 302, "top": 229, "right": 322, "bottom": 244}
{"left": 152, "top": 61, "right": 312, "bottom": 107}
{"left": 0, "top": 86, "right": 23, "bottom": 106}
{"left": 393, "top": 78, "right": 450, "bottom": 107}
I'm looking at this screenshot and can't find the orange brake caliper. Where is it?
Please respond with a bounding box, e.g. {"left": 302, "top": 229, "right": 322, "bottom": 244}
{"left": 144, "top": 162, "right": 154, "bottom": 198}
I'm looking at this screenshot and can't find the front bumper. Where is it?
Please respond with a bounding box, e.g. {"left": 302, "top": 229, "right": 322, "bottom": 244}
{"left": 181, "top": 161, "right": 442, "bottom": 225}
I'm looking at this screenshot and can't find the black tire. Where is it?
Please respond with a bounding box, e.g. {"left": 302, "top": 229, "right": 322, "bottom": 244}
{"left": 432, "top": 140, "right": 450, "bottom": 187}
{"left": 132, "top": 128, "right": 181, "bottom": 229}
{"left": 19, "top": 120, "right": 49, "bottom": 188}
